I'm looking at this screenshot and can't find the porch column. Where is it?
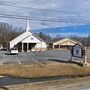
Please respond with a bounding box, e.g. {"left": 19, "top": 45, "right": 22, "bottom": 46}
{"left": 41, "top": 41, "right": 42, "bottom": 51}
{"left": 22, "top": 42, "right": 24, "bottom": 52}
{"left": 53, "top": 45, "right": 55, "bottom": 50}
{"left": 27, "top": 43, "right": 29, "bottom": 52}
{"left": 59, "top": 45, "right": 61, "bottom": 50}
{"left": 35, "top": 43, "right": 37, "bottom": 52}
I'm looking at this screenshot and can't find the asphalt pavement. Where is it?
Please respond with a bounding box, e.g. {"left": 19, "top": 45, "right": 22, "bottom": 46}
{"left": 0, "top": 48, "right": 90, "bottom": 65}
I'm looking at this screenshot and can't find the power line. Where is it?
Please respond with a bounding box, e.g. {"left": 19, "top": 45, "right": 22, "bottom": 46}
{"left": 0, "top": 13, "right": 61, "bottom": 22}
{"left": 0, "top": 3, "right": 87, "bottom": 14}
{"left": 0, "top": 13, "right": 90, "bottom": 24}
{"left": 0, "top": 3, "right": 63, "bottom": 13}
{"left": 0, "top": 14, "right": 64, "bottom": 22}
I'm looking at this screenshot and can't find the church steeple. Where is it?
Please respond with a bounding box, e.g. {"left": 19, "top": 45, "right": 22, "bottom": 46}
{"left": 26, "top": 19, "right": 30, "bottom": 31}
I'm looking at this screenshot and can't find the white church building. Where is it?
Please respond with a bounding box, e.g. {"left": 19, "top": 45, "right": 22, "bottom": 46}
{"left": 9, "top": 20, "right": 47, "bottom": 52}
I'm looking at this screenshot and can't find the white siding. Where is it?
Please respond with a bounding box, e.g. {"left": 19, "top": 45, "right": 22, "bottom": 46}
{"left": 36, "top": 42, "right": 47, "bottom": 48}
{"left": 10, "top": 31, "right": 47, "bottom": 49}
{"left": 10, "top": 31, "right": 32, "bottom": 48}
{"left": 22, "top": 35, "right": 40, "bottom": 43}
{"left": 42, "top": 42, "right": 47, "bottom": 48}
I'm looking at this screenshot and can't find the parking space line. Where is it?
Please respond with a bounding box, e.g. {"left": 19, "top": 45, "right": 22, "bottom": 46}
{"left": 16, "top": 57, "right": 21, "bottom": 64}
{"left": 0, "top": 55, "right": 4, "bottom": 65}
{"left": 0, "top": 61, "right": 3, "bottom": 65}
{"left": 18, "top": 60, "right": 21, "bottom": 64}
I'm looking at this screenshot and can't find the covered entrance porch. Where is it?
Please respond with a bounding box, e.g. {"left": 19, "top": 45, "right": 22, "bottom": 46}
{"left": 16, "top": 42, "right": 36, "bottom": 52}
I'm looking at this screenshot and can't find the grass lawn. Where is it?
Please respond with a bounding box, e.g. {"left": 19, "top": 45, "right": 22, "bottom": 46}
{"left": 0, "top": 61, "right": 90, "bottom": 78}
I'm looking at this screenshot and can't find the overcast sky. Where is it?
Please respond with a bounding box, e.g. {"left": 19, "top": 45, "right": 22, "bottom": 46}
{"left": 0, "top": 0, "right": 90, "bottom": 37}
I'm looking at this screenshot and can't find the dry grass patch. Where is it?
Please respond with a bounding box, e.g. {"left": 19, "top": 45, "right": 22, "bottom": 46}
{"left": 0, "top": 61, "right": 90, "bottom": 78}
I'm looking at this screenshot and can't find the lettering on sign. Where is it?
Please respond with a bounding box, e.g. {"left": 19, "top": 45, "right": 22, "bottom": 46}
{"left": 72, "top": 44, "right": 83, "bottom": 58}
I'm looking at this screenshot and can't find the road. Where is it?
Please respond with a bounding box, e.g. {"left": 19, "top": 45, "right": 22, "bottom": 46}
{"left": 0, "top": 76, "right": 90, "bottom": 90}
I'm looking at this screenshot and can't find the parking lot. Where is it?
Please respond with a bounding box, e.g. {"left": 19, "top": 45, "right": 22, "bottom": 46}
{"left": 0, "top": 48, "right": 90, "bottom": 65}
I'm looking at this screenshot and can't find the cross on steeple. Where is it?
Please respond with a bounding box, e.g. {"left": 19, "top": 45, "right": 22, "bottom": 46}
{"left": 26, "top": 19, "right": 30, "bottom": 31}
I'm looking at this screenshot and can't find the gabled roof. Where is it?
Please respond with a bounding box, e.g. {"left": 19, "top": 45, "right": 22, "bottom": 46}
{"left": 10, "top": 31, "right": 31, "bottom": 43}
{"left": 10, "top": 30, "right": 46, "bottom": 44}
{"left": 53, "top": 38, "right": 82, "bottom": 45}
{"left": 33, "top": 33, "right": 47, "bottom": 43}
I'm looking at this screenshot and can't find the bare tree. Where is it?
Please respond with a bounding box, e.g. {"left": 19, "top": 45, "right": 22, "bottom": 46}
{"left": 0, "top": 22, "right": 22, "bottom": 48}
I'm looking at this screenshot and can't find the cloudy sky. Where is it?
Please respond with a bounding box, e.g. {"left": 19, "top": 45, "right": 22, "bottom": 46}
{"left": 0, "top": 0, "right": 90, "bottom": 37}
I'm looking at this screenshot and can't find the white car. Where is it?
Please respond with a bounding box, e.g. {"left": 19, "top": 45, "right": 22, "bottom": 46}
{"left": 10, "top": 48, "right": 18, "bottom": 54}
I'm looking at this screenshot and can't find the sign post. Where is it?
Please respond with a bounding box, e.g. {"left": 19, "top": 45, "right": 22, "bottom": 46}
{"left": 83, "top": 46, "right": 87, "bottom": 66}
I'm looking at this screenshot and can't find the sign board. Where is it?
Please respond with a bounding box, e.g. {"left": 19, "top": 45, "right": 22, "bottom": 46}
{"left": 72, "top": 44, "right": 83, "bottom": 58}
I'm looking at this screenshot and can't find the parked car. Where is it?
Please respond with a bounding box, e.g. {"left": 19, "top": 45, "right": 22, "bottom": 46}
{"left": 10, "top": 47, "right": 18, "bottom": 54}
{"left": 0, "top": 46, "right": 3, "bottom": 50}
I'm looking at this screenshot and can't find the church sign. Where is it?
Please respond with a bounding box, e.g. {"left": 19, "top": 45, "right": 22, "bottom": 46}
{"left": 72, "top": 44, "right": 83, "bottom": 58}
